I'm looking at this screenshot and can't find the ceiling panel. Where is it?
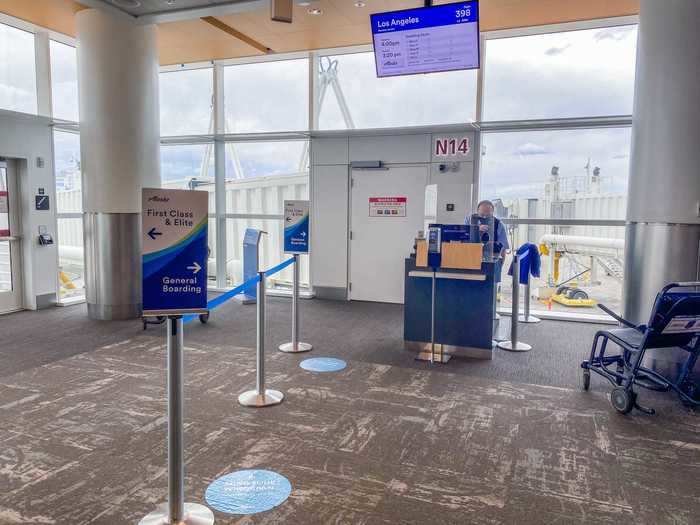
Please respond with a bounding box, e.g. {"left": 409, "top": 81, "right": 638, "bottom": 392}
{"left": 1, "top": 0, "right": 640, "bottom": 66}
{"left": 86, "top": 0, "right": 253, "bottom": 16}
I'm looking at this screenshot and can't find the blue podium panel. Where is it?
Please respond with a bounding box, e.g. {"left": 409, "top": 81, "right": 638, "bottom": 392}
{"left": 435, "top": 268, "right": 495, "bottom": 349}
{"left": 241, "top": 228, "right": 262, "bottom": 301}
{"left": 403, "top": 258, "right": 495, "bottom": 351}
{"left": 403, "top": 259, "right": 433, "bottom": 343}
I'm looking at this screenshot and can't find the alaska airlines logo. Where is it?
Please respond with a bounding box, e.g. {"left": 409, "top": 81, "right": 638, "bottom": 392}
{"left": 148, "top": 196, "right": 170, "bottom": 202}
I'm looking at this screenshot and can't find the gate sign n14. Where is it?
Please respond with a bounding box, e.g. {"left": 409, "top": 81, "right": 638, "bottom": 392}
{"left": 284, "top": 200, "right": 310, "bottom": 254}
{"left": 371, "top": 1, "right": 480, "bottom": 78}
{"left": 434, "top": 136, "right": 471, "bottom": 158}
{"left": 142, "top": 188, "right": 208, "bottom": 316}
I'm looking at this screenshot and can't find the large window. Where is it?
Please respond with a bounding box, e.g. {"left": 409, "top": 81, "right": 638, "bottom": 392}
{"left": 317, "top": 52, "right": 478, "bottom": 130}
{"left": 0, "top": 22, "right": 37, "bottom": 114}
{"left": 160, "top": 143, "right": 215, "bottom": 190}
{"left": 54, "top": 130, "right": 85, "bottom": 302}
{"left": 225, "top": 141, "right": 309, "bottom": 214}
{"left": 479, "top": 23, "right": 636, "bottom": 318}
{"left": 480, "top": 127, "right": 631, "bottom": 219}
{"left": 223, "top": 140, "right": 310, "bottom": 286}
{"left": 224, "top": 58, "right": 308, "bottom": 133}
{"left": 160, "top": 67, "right": 214, "bottom": 136}
{"left": 50, "top": 40, "right": 79, "bottom": 122}
{"left": 483, "top": 25, "right": 637, "bottom": 121}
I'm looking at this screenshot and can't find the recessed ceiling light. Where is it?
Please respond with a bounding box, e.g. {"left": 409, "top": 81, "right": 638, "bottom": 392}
{"left": 308, "top": 8, "right": 323, "bottom": 15}
{"left": 354, "top": 1, "right": 366, "bottom": 7}
{"left": 297, "top": 1, "right": 311, "bottom": 6}
{"left": 111, "top": 0, "right": 141, "bottom": 8}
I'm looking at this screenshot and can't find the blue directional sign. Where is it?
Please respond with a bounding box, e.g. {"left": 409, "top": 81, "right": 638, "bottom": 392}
{"left": 142, "top": 188, "right": 208, "bottom": 316}
{"left": 283, "top": 200, "right": 309, "bottom": 254}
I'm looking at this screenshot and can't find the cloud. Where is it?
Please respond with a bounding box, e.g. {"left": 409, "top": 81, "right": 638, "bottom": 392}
{"left": 544, "top": 44, "right": 571, "bottom": 56}
{"left": 594, "top": 27, "right": 634, "bottom": 42}
{"left": 515, "top": 143, "right": 549, "bottom": 156}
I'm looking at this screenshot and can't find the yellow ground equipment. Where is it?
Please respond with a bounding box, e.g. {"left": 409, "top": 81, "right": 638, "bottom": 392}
{"left": 551, "top": 285, "right": 596, "bottom": 307}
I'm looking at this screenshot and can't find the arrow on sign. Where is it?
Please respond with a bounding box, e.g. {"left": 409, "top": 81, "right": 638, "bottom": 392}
{"left": 147, "top": 227, "right": 162, "bottom": 240}
{"left": 187, "top": 262, "right": 202, "bottom": 274}
{"left": 300, "top": 231, "right": 307, "bottom": 237}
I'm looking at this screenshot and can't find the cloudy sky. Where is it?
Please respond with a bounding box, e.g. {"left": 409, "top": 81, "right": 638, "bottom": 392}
{"left": 2, "top": 19, "right": 638, "bottom": 219}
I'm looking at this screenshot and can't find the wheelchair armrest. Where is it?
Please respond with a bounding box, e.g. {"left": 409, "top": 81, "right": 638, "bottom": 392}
{"left": 597, "top": 303, "right": 640, "bottom": 329}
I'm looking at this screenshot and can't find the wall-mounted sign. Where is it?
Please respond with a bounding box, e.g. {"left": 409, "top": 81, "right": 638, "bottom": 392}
{"left": 433, "top": 136, "right": 471, "bottom": 158}
{"left": 142, "top": 188, "right": 208, "bottom": 316}
{"left": 283, "top": 200, "right": 310, "bottom": 254}
{"left": 369, "top": 197, "right": 407, "bottom": 217}
{"left": 35, "top": 194, "right": 50, "bottom": 211}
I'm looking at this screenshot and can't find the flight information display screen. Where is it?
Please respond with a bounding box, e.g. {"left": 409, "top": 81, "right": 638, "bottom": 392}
{"left": 371, "top": 1, "right": 480, "bottom": 78}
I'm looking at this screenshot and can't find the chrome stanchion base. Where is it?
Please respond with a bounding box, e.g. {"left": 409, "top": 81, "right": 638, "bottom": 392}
{"left": 278, "top": 342, "right": 312, "bottom": 353}
{"left": 497, "top": 340, "right": 532, "bottom": 352}
{"left": 139, "top": 503, "right": 215, "bottom": 525}
{"left": 518, "top": 315, "right": 541, "bottom": 324}
{"left": 238, "top": 389, "right": 284, "bottom": 407}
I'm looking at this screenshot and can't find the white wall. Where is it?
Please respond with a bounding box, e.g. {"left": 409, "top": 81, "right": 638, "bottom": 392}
{"left": 0, "top": 110, "right": 58, "bottom": 309}
{"left": 310, "top": 129, "right": 475, "bottom": 298}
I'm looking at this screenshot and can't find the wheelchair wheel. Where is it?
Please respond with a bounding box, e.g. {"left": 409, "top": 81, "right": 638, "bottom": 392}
{"left": 582, "top": 369, "right": 591, "bottom": 391}
{"left": 199, "top": 313, "right": 209, "bottom": 324}
{"left": 610, "top": 387, "right": 635, "bottom": 414}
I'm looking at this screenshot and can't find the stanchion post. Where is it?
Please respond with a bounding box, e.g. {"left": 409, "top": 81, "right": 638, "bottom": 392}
{"left": 519, "top": 270, "right": 541, "bottom": 324}
{"left": 279, "top": 254, "right": 312, "bottom": 353}
{"left": 139, "top": 317, "right": 214, "bottom": 525}
{"left": 498, "top": 253, "right": 532, "bottom": 352}
{"left": 168, "top": 316, "right": 185, "bottom": 522}
{"left": 430, "top": 270, "right": 436, "bottom": 364}
{"left": 239, "top": 272, "right": 284, "bottom": 407}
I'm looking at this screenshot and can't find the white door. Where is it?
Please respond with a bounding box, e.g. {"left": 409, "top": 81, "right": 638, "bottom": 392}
{"left": 350, "top": 165, "right": 428, "bottom": 303}
{"left": 0, "top": 161, "right": 23, "bottom": 313}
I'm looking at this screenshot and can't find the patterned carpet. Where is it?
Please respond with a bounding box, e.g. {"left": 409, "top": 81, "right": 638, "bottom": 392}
{"left": 1, "top": 331, "right": 698, "bottom": 524}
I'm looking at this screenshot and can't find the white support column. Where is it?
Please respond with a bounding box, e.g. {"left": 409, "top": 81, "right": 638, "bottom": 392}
{"left": 76, "top": 9, "right": 160, "bottom": 319}
{"left": 213, "top": 63, "right": 228, "bottom": 288}
{"left": 34, "top": 31, "right": 52, "bottom": 117}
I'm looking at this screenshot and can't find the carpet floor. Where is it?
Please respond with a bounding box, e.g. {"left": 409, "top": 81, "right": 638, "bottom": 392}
{"left": 0, "top": 298, "right": 698, "bottom": 524}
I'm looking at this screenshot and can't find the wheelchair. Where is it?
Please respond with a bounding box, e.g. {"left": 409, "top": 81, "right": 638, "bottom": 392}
{"left": 581, "top": 282, "right": 700, "bottom": 415}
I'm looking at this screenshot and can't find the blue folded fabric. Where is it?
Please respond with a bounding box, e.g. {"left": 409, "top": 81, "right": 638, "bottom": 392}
{"left": 508, "top": 243, "right": 541, "bottom": 284}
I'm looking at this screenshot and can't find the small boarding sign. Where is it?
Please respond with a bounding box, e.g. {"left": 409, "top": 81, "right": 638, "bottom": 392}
{"left": 369, "top": 197, "right": 406, "bottom": 217}
{"left": 284, "top": 200, "right": 310, "bottom": 254}
{"left": 142, "top": 188, "right": 208, "bottom": 316}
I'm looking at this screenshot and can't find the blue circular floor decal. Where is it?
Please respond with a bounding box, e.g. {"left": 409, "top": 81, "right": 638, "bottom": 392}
{"left": 300, "top": 357, "right": 347, "bottom": 372}
{"left": 205, "top": 469, "right": 291, "bottom": 515}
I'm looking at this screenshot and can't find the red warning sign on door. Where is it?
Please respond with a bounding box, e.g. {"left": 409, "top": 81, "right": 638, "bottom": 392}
{"left": 369, "top": 197, "right": 406, "bottom": 217}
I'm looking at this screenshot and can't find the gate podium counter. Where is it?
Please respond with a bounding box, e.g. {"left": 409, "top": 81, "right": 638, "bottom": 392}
{"left": 404, "top": 246, "right": 496, "bottom": 361}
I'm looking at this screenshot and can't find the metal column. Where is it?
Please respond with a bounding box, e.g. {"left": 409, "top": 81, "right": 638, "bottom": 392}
{"left": 498, "top": 254, "right": 532, "bottom": 352}
{"left": 279, "top": 254, "right": 313, "bottom": 353}
{"left": 239, "top": 272, "right": 284, "bottom": 407}
{"left": 519, "top": 273, "right": 541, "bottom": 324}
{"left": 139, "top": 317, "right": 214, "bottom": 525}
